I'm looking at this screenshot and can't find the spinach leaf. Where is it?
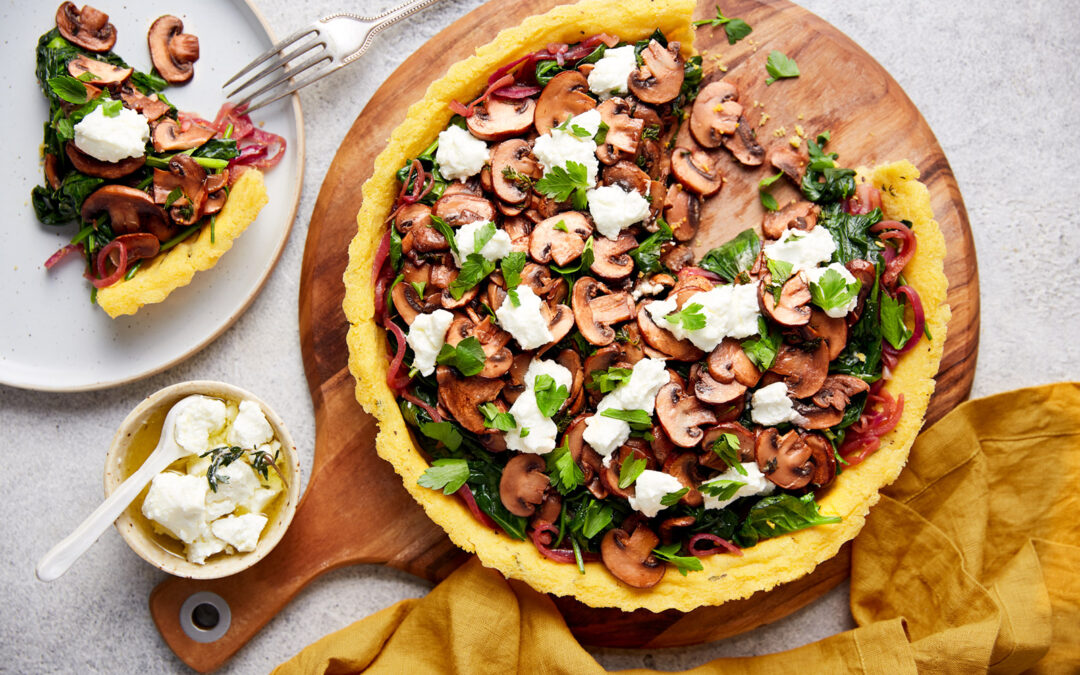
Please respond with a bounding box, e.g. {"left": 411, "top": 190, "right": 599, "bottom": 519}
{"left": 735, "top": 493, "right": 841, "bottom": 547}
{"left": 880, "top": 290, "right": 913, "bottom": 350}
{"left": 831, "top": 276, "right": 884, "bottom": 381}
{"left": 741, "top": 316, "right": 782, "bottom": 371}
{"left": 467, "top": 461, "right": 528, "bottom": 540}
{"left": 817, "top": 202, "right": 883, "bottom": 265}
{"left": 629, "top": 217, "right": 673, "bottom": 275}
{"left": 191, "top": 139, "right": 240, "bottom": 161}
{"left": 698, "top": 229, "right": 760, "bottom": 282}
{"left": 32, "top": 172, "right": 104, "bottom": 225}
{"left": 801, "top": 134, "right": 856, "bottom": 203}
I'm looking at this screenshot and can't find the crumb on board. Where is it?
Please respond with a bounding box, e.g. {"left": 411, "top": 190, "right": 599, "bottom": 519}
{"left": 759, "top": 113, "right": 770, "bottom": 126}
{"left": 795, "top": 125, "right": 806, "bottom": 138}
{"left": 788, "top": 135, "right": 801, "bottom": 148}
{"left": 773, "top": 126, "right": 787, "bottom": 138}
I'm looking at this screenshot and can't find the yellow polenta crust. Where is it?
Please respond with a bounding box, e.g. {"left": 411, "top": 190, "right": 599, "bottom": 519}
{"left": 96, "top": 169, "right": 269, "bottom": 318}
{"left": 343, "top": 0, "right": 949, "bottom": 611}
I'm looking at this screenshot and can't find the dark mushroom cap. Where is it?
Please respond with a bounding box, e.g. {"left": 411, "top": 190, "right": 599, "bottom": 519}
{"left": 65, "top": 143, "right": 145, "bottom": 179}
{"left": 151, "top": 118, "right": 216, "bottom": 152}
{"left": 768, "top": 144, "right": 809, "bottom": 185}
{"left": 700, "top": 422, "right": 756, "bottom": 470}
{"left": 391, "top": 281, "right": 439, "bottom": 326}
{"left": 628, "top": 40, "right": 685, "bottom": 105}
{"left": 812, "top": 374, "right": 870, "bottom": 410}
{"left": 435, "top": 365, "right": 504, "bottom": 434}
{"left": 801, "top": 308, "right": 848, "bottom": 359}
{"left": 503, "top": 352, "right": 533, "bottom": 405}
{"left": 663, "top": 183, "right": 701, "bottom": 242}
{"left": 529, "top": 212, "right": 592, "bottom": 267}
{"left": 761, "top": 201, "right": 820, "bottom": 240}
{"left": 759, "top": 272, "right": 812, "bottom": 326}
{"left": 490, "top": 139, "right": 541, "bottom": 205}
{"left": 671, "top": 147, "right": 723, "bottom": 196}
{"left": 601, "top": 524, "right": 666, "bottom": 588}
{"left": 589, "top": 233, "right": 638, "bottom": 280}
{"left": 596, "top": 97, "right": 644, "bottom": 165}
{"left": 148, "top": 15, "right": 200, "bottom": 84}
{"left": 44, "top": 154, "right": 62, "bottom": 190}
{"left": 393, "top": 202, "right": 433, "bottom": 235}
{"left": 119, "top": 86, "right": 170, "bottom": 121}
{"left": 690, "top": 362, "right": 746, "bottom": 406}
{"left": 565, "top": 413, "right": 608, "bottom": 498}
{"left": 602, "top": 160, "right": 650, "bottom": 195}
{"left": 152, "top": 154, "right": 208, "bottom": 227}
{"left": 845, "top": 259, "right": 877, "bottom": 323}
{"left": 689, "top": 81, "right": 740, "bottom": 148}
{"left": 534, "top": 70, "right": 596, "bottom": 135}
{"left": 659, "top": 243, "right": 695, "bottom": 272}
{"left": 721, "top": 115, "right": 765, "bottom": 166}
{"left": 658, "top": 515, "right": 696, "bottom": 544}
{"left": 662, "top": 452, "right": 703, "bottom": 506}
{"left": 56, "top": 3, "right": 116, "bottom": 52}
{"left": 572, "top": 277, "right": 635, "bottom": 346}
{"left": 81, "top": 185, "right": 169, "bottom": 238}
{"left": 769, "top": 341, "right": 829, "bottom": 399}
{"left": 467, "top": 96, "right": 536, "bottom": 142}
{"left": 636, "top": 299, "right": 704, "bottom": 361}
{"left": 108, "top": 232, "right": 161, "bottom": 264}
{"left": 791, "top": 400, "right": 845, "bottom": 430}
{"left": 707, "top": 337, "right": 762, "bottom": 387}
{"left": 67, "top": 55, "right": 131, "bottom": 86}
{"left": 499, "top": 454, "right": 550, "bottom": 517}
{"left": 433, "top": 192, "right": 496, "bottom": 228}
{"left": 538, "top": 302, "right": 575, "bottom": 353}
{"left": 554, "top": 349, "right": 585, "bottom": 414}
{"left": 531, "top": 490, "right": 562, "bottom": 525}
{"left": 656, "top": 380, "right": 717, "bottom": 448}
{"left": 805, "top": 433, "right": 837, "bottom": 488}
{"left": 755, "top": 428, "right": 814, "bottom": 490}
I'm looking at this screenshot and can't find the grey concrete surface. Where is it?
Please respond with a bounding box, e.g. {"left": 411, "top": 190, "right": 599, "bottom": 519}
{"left": 3, "top": 1, "right": 1078, "bottom": 672}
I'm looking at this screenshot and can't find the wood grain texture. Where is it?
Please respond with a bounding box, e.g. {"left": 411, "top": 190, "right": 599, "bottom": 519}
{"left": 150, "top": 0, "right": 979, "bottom": 669}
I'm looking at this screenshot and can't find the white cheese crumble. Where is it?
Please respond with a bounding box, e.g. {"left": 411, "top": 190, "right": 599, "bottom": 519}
{"left": 204, "top": 460, "right": 260, "bottom": 520}
{"left": 587, "top": 185, "right": 651, "bottom": 239}
{"left": 406, "top": 309, "right": 454, "bottom": 377}
{"left": 531, "top": 109, "right": 602, "bottom": 184}
{"left": 583, "top": 358, "right": 670, "bottom": 459}
{"left": 763, "top": 226, "right": 837, "bottom": 272}
{"left": 504, "top": 358, "right": 573, "bottom": 454}
{"left": 804, "top": 262, "right": 860, "bottom": 318}
{"left": 494, "top": 286, "right": 553, "bottom": 350}
{"left": 632, "top": 279, "right": 666, "bottom": 300}
{"left": 73, "top": 106, "right": 149, "bottom": 163}
{"left": 174, "top": 396, "right": 228, "bottom": 454}
{"left": 227, "top": 400, "right": 274, "bottom": 449}
{"left": 142, "top": 472, "right": 208, "bottom": 544}
{"left": 750, "top": 382, "right": 808, "bottom": 426}
{"left": 645, "top": 282, "right": 761, "bottom": 351}
{"left": 452, "top": 220, "right": 512, "bottom": 267}
{"left": 700, "top": 463, "right": 775, "bottom": 510}
{"left": 211, "top": 514, "right": 268, "bottom": 553}
{"left": 587, "top": 45, "right": 637, "bottom": 98}
{"left": 434, "top": 125, "right": 489, "bottom": 181}
{"left": 627, "top": 470, "right": 684, "bottom": 518}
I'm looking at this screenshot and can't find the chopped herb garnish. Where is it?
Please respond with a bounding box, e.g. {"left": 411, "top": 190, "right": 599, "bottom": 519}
{"left": 547, "top": 438, "right": 585, "bottom": 494}
{"left": 711, "top": 433, "right": 748, "bottom": 475}
{"left": 435, "top": 336, "right": 486, "bottom": 377}
{"left": 535, "top": 161, "right": 591, "bottom": 210}
{"left": 810, "top": 268, "right": 860, "bottom": 314}
{"left": 449, "top": 253, "right": 496, "bottom": 299}
{"left": 742, "top": 316, "right": 782, "bottom": 370}
{"left": 200, "top": 446, "right": 244, "bottom": 493}
{"left": 417, "top": 458, "right": 470, "bottom": 495}
{"left": 692, "top": 6, "right": 753, "bottom": 45}
{"left": 759, "top": 170, "right": 784, "bottom": 211}
{"left": 764, "top": 50, "right": 800, "bottom": 85}
{"left": 600, "top": 408, "right": 653, "bottom": 429}
{"left": 699, "top": 479, "right": 746, "bottom": 501}
{"left": 660, "top": 487, "right": 689, "bottom": 506}
{"left": 618, "top": 456, "right": 647, "bottom": 489}
{"left": 652, "top": 542, "right": 704, "bottom": 576}
{"left": 664, "top": 302, "right": 707, "bottom": 331}
{"left": 534, "top": 374, "right": 569, "bottom": 418}
{"left": 479, "top": 402, "right": 517, "bottom": 432}
{"left": 47, "top": 75, "right": 89, "bottom": 104}
{"left": 588, "top": 366, "right": 633, "bottom": 394}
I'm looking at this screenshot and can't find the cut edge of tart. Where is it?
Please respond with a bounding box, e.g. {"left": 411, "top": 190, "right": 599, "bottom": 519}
{"left": 343, "top": 0, "right": 949, "bottom": 612}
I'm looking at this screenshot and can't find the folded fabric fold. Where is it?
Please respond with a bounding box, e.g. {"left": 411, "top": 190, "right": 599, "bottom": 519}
{"left": 273, "top": 383, "right": 1080, "bottom": 674}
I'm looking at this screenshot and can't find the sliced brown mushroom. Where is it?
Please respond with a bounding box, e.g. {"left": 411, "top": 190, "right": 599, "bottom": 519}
{"left": 435, "top": 365, "right": 504, "bottom": 434}
{"left": 656, "top": 380, "right": 717, "bottom": 448}
{"left": 534, "top": 71, "right": 596, "bottom": 135}
{"left": 635, "top": 138, "right": 667, "bottom": 181}
{"left": 65, "top": 143, "right": 144, "bottom": 179}
{"left": 151, "top": 118, "right": 216, "bottom": 152}
{"left": 755, "top": 428, "right": 814, "bottom": 490}
{"left": 590, "top": 233, "right": 638, "bottom": 281}
{"left": 669, "top": 273, "right": 712, "bottom": 307}
{"left": 663, "top": 183, "right": 701, "bottom": 241}
{"left": 768, "top": 144, "right": 808, "bottom": 185}
{"left": 532, "top": 491, "right": 562, "bottom": 525}
{"left": 601, "top": 524, "right": 666, "bottom": 588}
{"left": 628, "top": 40, "right": 685, "bottom": 105}
{"left": 442, "top": 177, "right": 484, "bottom": 197}
{"left": 846, "top": 259, "right": 877, "bottom": 323}
{"left": 393, "top": 203, "right": 433, "bottom": 236}
{"left": 66, "top": 55, "right": 131, "bottom": 86}
{"left": 433, "top": 193, "right": 496, "bottom": 228}
{"left": 663, "top": 452, "right": 704, "bottom": 506}
{"left": 636, "top": 300, "right": 704, "bottom": 361}
{"left": 805, "top": 433, "right": 837, "bottom": 488}
{"left": 538, "top": 301, "right": 575, "bottom": 351}
{"left": 390, "top": 281, "right": 439, "bottom": 325}
{"left": 572, "top": 277, "right": 635, "bottom": 346}
{"left": 148, "top": 15, "right": 200, "bottom": 85}
{"left": 689, "top": 81, "right": 740, "bottom": 148}
{"left": 658, "top": 515, "right": 696, "bottom": 544}
{"left": 762, "top": 201, "right": 821, "bottom": 240}
{"left": 791, "top": 400, "right": 844, "bottom": 430}
{"left": 759, "top": 272, "right": 812, "bottom": 327}
{"left": 700, "top": 422, "right": 756, "bottom": 470}
{"left": 56, "top": 3, "right": 116, "bottom": 52}
{"left": 799, "top": 308, "right": 847, "bottom": 359}
{"left": 490, "top": 139, "right": 541, "bottom": 205}
{"left": 601, "top": 160, "right": 650, "bottom": 195}
{"left": 564, "top": 414, "right": 608, "bottom": 499}
{"left": 707, "top": 338, "right": 762, "bottom": 387}
{"left": 671, "top": 147, "right": 723, "bottom": 196}
{"left": 412, "top": 223, "right": 451, "bottom": 253}
{"left": 813, "top": 374, "right": 870, "bottom": 410}
{"left": 152, "top": 154, "right": 208, "bottom": 226}
{"left": 43, "top": 154, "right": 62, "bottom": 190}
{"left": 81, "top": 185, "right": 170, "bottom": 239}
{"left": 554, "top": 349, "right": 585, "bottom": 414}
{"left": 467, "top": 96, "right": 536, "bottom": 141}
{"left": 595, "top": 98, "right": 644, "bottom": 165}
{"left": 600, "top": 442, "right": 654, "bottom": 499}
{"left": 530, "top": 212, "right": 592, "bottom": 267}
{"left": 119, "top": 86, "right": 170, "bottom": 121}
{"left": 499, "top": 454, "right": 550, "bottom": 517}
{"left": 659, "top": 243, "right": 695, "bottom": 272}
{"left": 445, "top": 313, "right": 513, "bottom": 379}
{"left": 107, "top": 233, "right": 161, "bottom": 266}
{"left": 769, "top": 341, "right": 830, "bottom": 399}
{"left": 690, "top": 362, "right": 746, "bottom": 406}
{"left": 720, "top": 115, "right": 765, "bottom": 166}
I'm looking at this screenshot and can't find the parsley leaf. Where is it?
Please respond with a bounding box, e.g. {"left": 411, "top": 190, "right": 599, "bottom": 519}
{"left": 536, "top": 161, "right": 592, "bottom": 210}
{"left": 618, "top": 456, "right": 647, "bottom": 489}
{"left": 630, "top": 216, "right": 674, "bottom": 275}
{"left": 588, "top": 366, "right": 633, "bottom": 394}
{"left": 601, "top": 408, "right": 653, "bottom": 429}
{"left": 534, "top": 374, "right": 569, "bottom": 418}
{"left": 429, "top": 214, "right": 459, "bottom": 257}
{"left": 579, "top": 499, "right": 614, "bottom": 539}
{"left": 500, "top": 251, "right": 527, "bottom": 306}
{"left": 759, "top": 170, "right": 784, "bottom": 212}
{"left": 693, "top": 7, "right": 753, "bottom": 45}
{"left": 660, "top": 487, "right": 689, "bottom": 506}
{"left": 479, "top": 402, "right": 516, "bottom": 432}
{"left": 880, "top": 290, "right": 913, "bottom": 350}
{"left": 764, "top": 50, "right": 800, "bottom": 85}
{"left": 652, "top": 542, "right": 704, "bottom": 576}
{"left": 553, "top": 219, "right": 569, "bottom": 232}
{"left": 594, "top": 121, "right": 609, "bottom": 144}
{"left": 449, "top": 253, "right": 496, "bottom": 299}
{"left": 473, "top": 221, "right": 496, "bottom": 252}
{"left": 101, "top": 99, "right": 122, "bottom": 117}
{"left": 417, "top": 458, "right": 470, "bottom": 495}
{"left": 699, "top": 479, "right": 746, "bottom": 501}
{"left": 550, "top": 236, "right": 595, "bottom": 275}
{"left": 810, "top": 268, "right": 860, "bottom": 313}
{"left": 435, "top": 336, "right": 486, "bottom": 377}
{"left": 546, "top": 438, "right": 585, "bottom": 494}
{"left": 710, "top": 433, "right": 748, "bottom": 475}
{"left": 741, "top": 316, "right": 782, "bottom": 370}
{"left": 418, "top": 422, "right": 463, "bottom": 451}
{"left": 664, "top": 302, "right": 707, "bottom": 331}
{"left": 410, "top": 281, "right": 427, "bottom": 298}
{"left": 47, "top": 75, "right": 89, "bottom": 104}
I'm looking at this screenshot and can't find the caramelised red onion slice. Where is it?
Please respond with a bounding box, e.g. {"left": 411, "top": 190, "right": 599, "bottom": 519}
{"left": 688, "top": 533, "right": 742, "bottom": 557}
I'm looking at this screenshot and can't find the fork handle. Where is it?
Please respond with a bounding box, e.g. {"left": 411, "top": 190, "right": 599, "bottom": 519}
{"left": 370, "top": 0, "right": 444, "bottom": 33}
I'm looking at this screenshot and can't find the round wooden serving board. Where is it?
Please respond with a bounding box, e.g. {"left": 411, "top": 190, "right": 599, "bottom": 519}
{"left": 149, "top": 0, "right": 979, "bottom": 670}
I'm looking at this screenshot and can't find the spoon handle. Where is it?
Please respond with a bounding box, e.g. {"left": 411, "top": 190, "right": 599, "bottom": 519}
{"left": 36, "top": 448, "right": 180, "bottom": 582}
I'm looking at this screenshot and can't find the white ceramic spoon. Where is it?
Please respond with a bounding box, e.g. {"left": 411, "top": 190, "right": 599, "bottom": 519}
{"left": 36, "top": 395, "right": 208, "bottom": 582}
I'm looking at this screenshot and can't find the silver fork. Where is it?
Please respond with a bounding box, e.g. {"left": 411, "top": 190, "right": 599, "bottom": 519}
{"left": 224, "top": 0, "right": 444, "bottom": 114}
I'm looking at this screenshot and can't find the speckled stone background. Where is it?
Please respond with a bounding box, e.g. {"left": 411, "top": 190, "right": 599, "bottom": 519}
{"left": 3, "top": 1, "right": 1078, "bottom": 672}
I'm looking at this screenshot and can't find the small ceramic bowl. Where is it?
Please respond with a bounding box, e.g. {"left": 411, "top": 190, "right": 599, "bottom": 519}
{"left": 103, "top": 380, "right": 301, "bottom": 579}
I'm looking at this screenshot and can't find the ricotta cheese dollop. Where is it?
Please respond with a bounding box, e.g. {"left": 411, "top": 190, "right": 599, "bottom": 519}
{"left": 503, "top": 358, "right": 573, "bottom": 454}
{"left": 73, "top": 106, "right": 150, "bottom": 163}
{"left": 646, "top": 282, "right": 761, "bottom": 352}
{"left": 587, "top": 45, "right": 637, "bottom": 98}
{"left": 804, "top": 262, "right": 860, "bottom": 318}
{"left": 452, "top": 220, "right": 512, "bottom": 267}
{"left": 583, "top": 358, "right": 670, "bottom": 459}
{"left": 587, "top": 184, "right": 651, "bottom": 240}
{"left": 627, "top": 470, "right": 685, "bottom": 518}
{"left": 494, "top": 286, "right": 553, "bottom": 350}
{"left": 435, "top": 124, "right": 489, "bottom": 181}
{"left": 531, "top": 109, "right": 602, "bottom": 184}
{"left": 406, "top": 309, "right": 454, "bottom": 377}
{"left": 750, "top": 381, "right": 807, "bottom": 426}
{"left": 763, "top": 226, "right": 837, "bottom": 273}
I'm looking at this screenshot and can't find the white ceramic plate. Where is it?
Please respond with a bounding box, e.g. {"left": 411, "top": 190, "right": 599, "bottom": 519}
{"left": 0, "top": 0, "right": 304, "bottom": 391}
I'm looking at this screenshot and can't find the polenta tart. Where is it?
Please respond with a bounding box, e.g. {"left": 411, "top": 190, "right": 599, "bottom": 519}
{"left": 34, "top": 3, "right": 284, "bottom": 317}
{"left": 344, "top": 0, "right": 949, "bottom": 611}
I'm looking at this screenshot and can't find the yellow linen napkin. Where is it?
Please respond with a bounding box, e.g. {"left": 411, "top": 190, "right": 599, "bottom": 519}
{"left": 273, "top": 383, "right": 1080, "bottom": 674}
